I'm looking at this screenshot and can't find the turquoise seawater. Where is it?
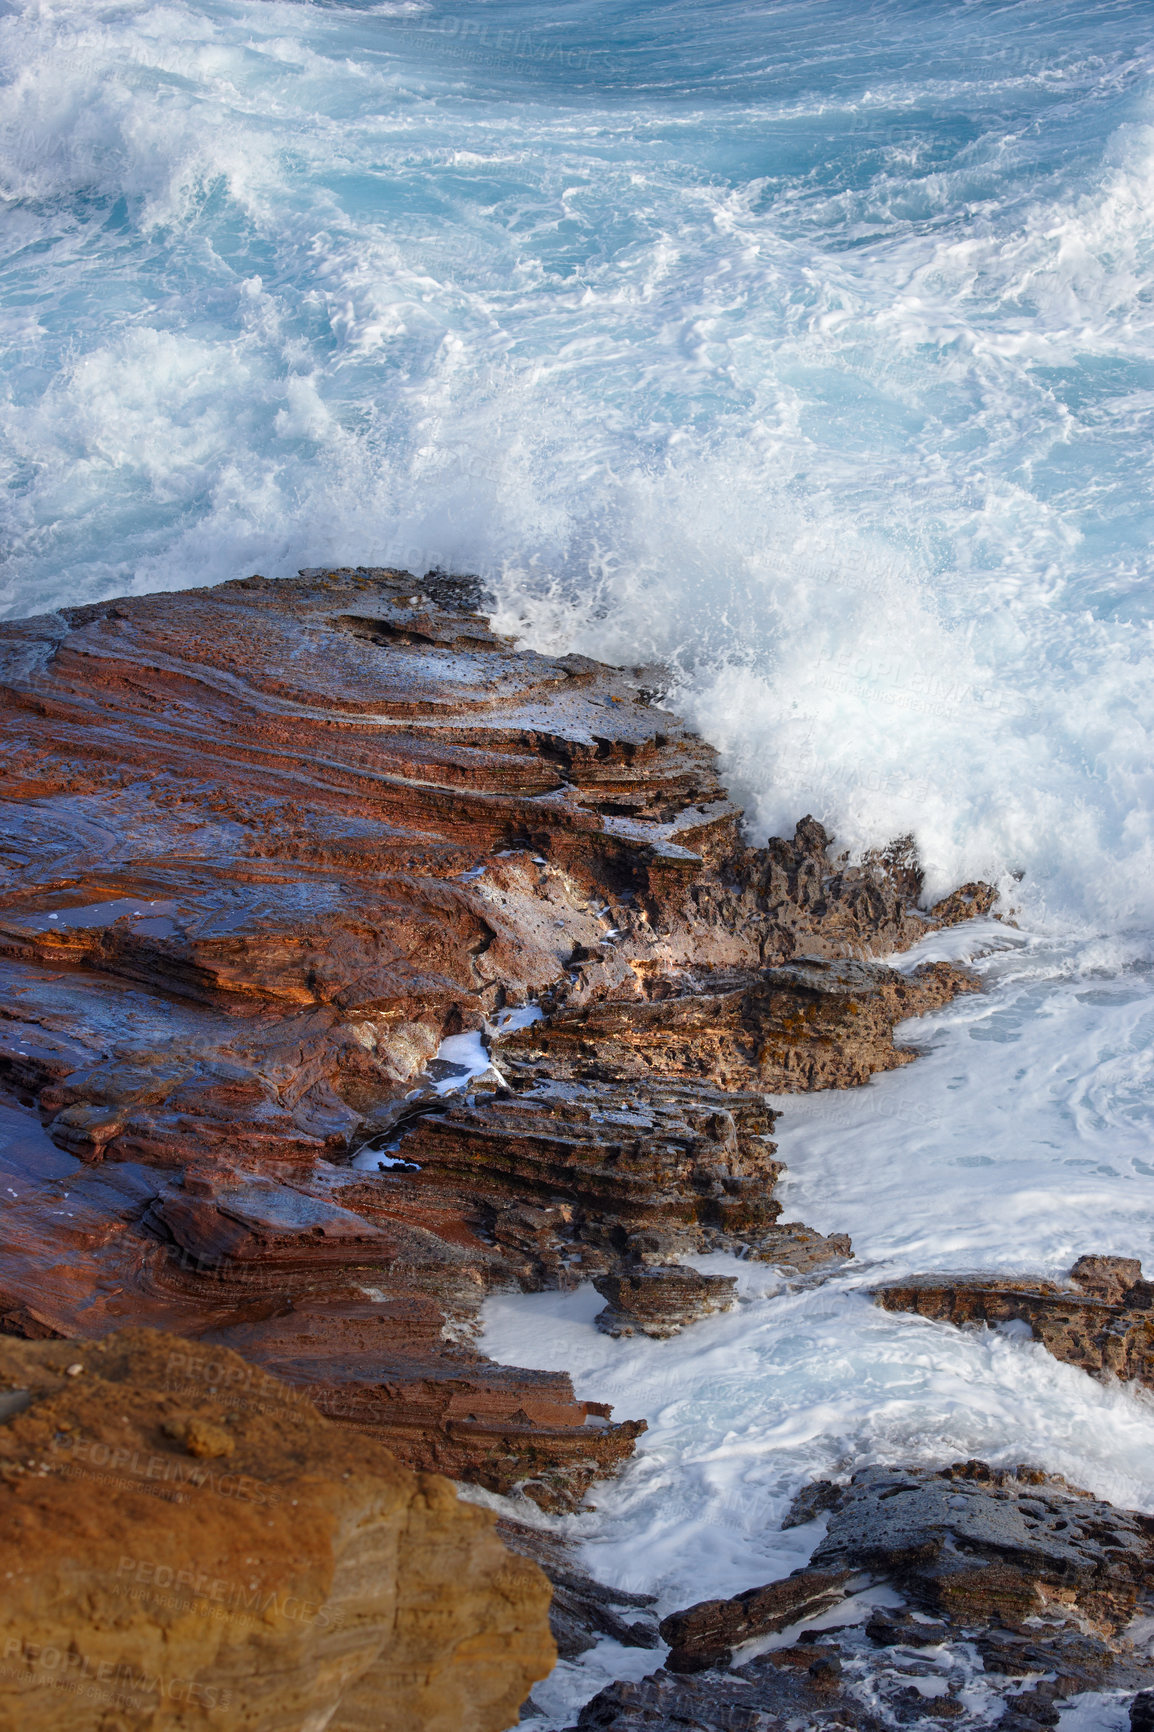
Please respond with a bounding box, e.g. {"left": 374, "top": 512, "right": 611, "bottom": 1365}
{"left": 3, "top": 0, "right": 1154, "bottom": 919}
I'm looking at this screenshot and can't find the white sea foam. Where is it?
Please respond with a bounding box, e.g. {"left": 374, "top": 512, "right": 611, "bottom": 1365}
{"left": 3, "top": 0, "right": 1154, "bottom": 924}
{"left": 481, "top": 922, "right": 1154, "bottom": 1724}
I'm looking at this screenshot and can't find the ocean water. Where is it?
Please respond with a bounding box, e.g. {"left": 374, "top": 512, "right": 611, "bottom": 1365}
{"left": 482, "top": 913, "right": 1154, "bottom": 1723}
{"left": 5, "top": 0, "right": 1154, "bottom": 1723}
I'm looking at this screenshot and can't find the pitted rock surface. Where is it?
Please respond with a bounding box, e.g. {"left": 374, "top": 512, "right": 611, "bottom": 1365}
{"left": 592, "top": 1265, "right": 739, "bottom": 1338}
{"left": 567, "top": 1657, "right": 891, "bottom": 1731}
{"left": 876, "top": 1254, "right": 1154, "bottom": 1388}
{"left": 574, "top": 1462, "right": 1154, "bottom": 1730}
{"left": 808, "top": 1459, "right": 1154, "bottom": 1630}
{"left": 0, "top": 1328, "right": 554, "bottom": 1732}
{"left": 494, "top": 955, "right": 977, "bottom": 1095}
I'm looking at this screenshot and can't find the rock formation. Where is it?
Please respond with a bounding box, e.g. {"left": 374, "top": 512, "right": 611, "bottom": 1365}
{"left": 659, "top": 1567, "right": 852, "bottom": 1673}
{"left": 875, "top": 1253, "right": 1154, "bottom": 1387}
{"left": 494, "top": 1517, "right": 660, "bottom": 1658}
{"left": 574, "top": 1460, "right": 1154, "bottom": 1730}
{"left": 0, "top": 1328, "right": 554, "bottom": 1732}
{"left": 0, "top": 566, "right": 982, "bottom": 1513}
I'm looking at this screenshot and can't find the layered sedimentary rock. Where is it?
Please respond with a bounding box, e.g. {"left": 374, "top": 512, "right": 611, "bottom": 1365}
{"left": 0, "top": 567, "right": 982, "bottom": 1508}
{"left": 875, "top": 1254, "right": 1154, "bottom": 1387}
{"left": 575, "top": 1461, "right": 1154, "bottom": 1731}
{"left": 659, "top": 1568, "right": 851, "bottom": 1672}
{"left": 494, "top": 955, "right": 976, "bottom": 1094}
{"left": 0, "top": 1328, "right": 553, "bottom": 1732}
{"left": 591, "top": 1265, "right": 738, "bottom": 1338}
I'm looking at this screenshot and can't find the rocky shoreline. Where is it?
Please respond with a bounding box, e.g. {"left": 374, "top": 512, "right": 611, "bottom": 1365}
{"left": 1, "top": 566, "right": 1150, "bottom": 1729}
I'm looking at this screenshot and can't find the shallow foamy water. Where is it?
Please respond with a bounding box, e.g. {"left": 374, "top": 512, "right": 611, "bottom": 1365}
{"left": 480, "top": 917, "right": 1154, "bottom": 1723}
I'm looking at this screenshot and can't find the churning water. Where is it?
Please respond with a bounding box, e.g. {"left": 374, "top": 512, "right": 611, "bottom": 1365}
{"left": 4, "top": 1, "right": 1154, "bottom": 1721}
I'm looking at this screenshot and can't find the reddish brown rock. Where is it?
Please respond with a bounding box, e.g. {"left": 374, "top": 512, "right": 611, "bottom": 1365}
{"left": 875, "top": 1254, "right": 1154, "bottom": 1387}
{"left": 0, "top": 568, "right": 982, "bottom": 1167}
{"left": 592, "top": 1265, "right": 738, "bottom": 1339}
{"left": 494, "top": 955, "right": 978, "bottom": 1095}
{"left": 374, "top": 1077, "right": 788, "bottom": 1280}
{"left": 0, "top": 568, "right": 987, "bottom": 1505}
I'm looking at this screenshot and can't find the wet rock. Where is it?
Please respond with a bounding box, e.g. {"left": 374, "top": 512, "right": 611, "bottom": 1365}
{"left": 566, "top": 1654, "right": 890, "bottom": 1730}
{"left": 580, "top": 1461, "right": 1154, "bottom": 1729}
{"left": 658, "top": 1568, "right": 853, "bottom": 1672}
{"left": 389, "top": 1075, "right": 786, "bottom": 1262}
{"left": 1132, "top": 1691, "right": 1154, "bottom": 1731}
{"left": 495, "top": 955, "right": 978, "bottom": 1096}
{"left": 782, "top": 1477, "right": 847, "bottom": 1528}
{"left": 496, "top": 1518, "right": 659, "bottom": 1658}
{"left": 592, "top": 1265, "right": 738, "bottom": 1338}
{"left": 808, "top": 1459, "right": 1154, "bottom": 1633}
{"left": 865, "top": 1608, "right": 951, "bottom": 1647}
{"left": 0, "top": 568, "right": 982, "bottom": 1506}
{"left": 875, "top": 1254, "right": 1154, "bottom": 1387}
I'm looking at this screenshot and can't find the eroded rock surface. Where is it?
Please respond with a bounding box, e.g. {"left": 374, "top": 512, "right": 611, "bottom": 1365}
{"left": 659, "top": 1567, "right": 852, "bottom": 1672}
{"left": 592, "top": 1264, "right": 739, "bottom": 1338}
{"left": 494, "top": 955, "right": 977, "bottom": 1094}
{"left": 574, "top": 1461, "right": 1154, "bottom": 1730}
{"left": 0, "top": 1328, "right": 554, "bottom": 1732}
{"left": 0, "top": 567, "right": 981, "bottom": 1507}
{"left": 875, "top": 1253, "right": 1154, "bottom": 1387}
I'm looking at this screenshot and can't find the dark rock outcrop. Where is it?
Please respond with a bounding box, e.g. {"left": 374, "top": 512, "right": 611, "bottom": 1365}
{"left": 569, "top": 1655, "right": 889, "bottom": 1731}
{"left": 659, "top": 1568, "right": 852, "bottom": 1672}
{"left": 875, "top": 1253, "right": 1154, "bottom": 1387}
{"left": 495, "top": 1518, "right": 659, "bottom": 1658}
{"left": 574, "top": 1460, "right": 1154, "bottom": 1729}
{"left": 807, "top": 1459, "right": 1154, "bottom": 1634}
{"left": 592, "top": 1264, "right": 738, "bottom": 1338}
